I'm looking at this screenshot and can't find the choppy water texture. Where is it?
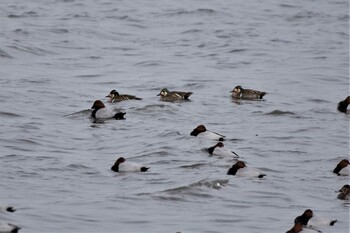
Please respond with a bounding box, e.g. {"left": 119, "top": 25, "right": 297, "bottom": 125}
{"left": 0, "top": 0, "right": 349, "bottom": 232}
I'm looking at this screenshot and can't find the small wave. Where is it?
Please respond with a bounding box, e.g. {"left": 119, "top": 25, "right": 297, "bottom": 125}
{"left": 307, "top": 98, "right": 330, "bottom": 103}
{"left": 75, "top": 74, "right": 101, "bottom": 78}
{"left": 161, "top": 8, "right": 217, "bottom": 17}
{"left": 181, "top": 29, "right": 202, "bottom": 34}
{"left": 179, "top": 163, "right": 210, "bottom": 169}
{"left": 8, "top": 11, "right": 38, "bottom": 18}
{"left": 0, "top": 111, "right": 22, "bottom": 117}
{"left": 227, "top": 48, "right": 247, "bottom": 53}
{"left": 8, "top": 44, "right": 57, "bottom": 56}
{"left": 265, "top": 110, "right": 296, "bottom": 116}
{"left": 63, "top": 109, "right": 91, "bottom": 118}
{"left": 279, "top": 4, "right": 301, "bottom": 8}
{"left": 162, "top": 179, "right": 229, "bottom": 194}
{"left": 51, "top": 28, "right": 69, "bottom": 34}
{"left": 134, "top": 60, "right": 162, "bottom": 67}
{"left": 0, "top": 49, "right": 13, "bottom": 58}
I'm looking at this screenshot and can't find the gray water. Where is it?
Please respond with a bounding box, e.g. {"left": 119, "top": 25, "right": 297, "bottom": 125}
{"left": 0, "top": 0, "right": 349, "bottom": 232}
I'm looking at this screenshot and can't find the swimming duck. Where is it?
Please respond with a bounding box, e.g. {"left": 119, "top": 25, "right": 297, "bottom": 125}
{"left": 111, "top": 157, "right": 149, "bottom": 173}
{"left": 294, "top": 209, "right": 337, "bottom": 227}
{"left": 230, "top": 85, "right": 266, "bottom": 100}
{"left": 207, "top": 142, "right": 239, "bottom": 158}
{"left": 106, "top": 90, "right": 142, "bottom": 102}
{"left": 332, "top": 159, "right": 350, "bottom": 176}
{"left": 91, "top": 100, "right": 126, "bottom": 120}
{"left": 157, "top": 88, "right": 193, "bottom": 101}
{"left": 190, "top": 125, "right": 225, "bottom": 141}
{"left": 0, "top": 205, "right": 16, "bottom": 213}
{"left": 337, "top": 184, "right": 350, "bottom": 200}
{"left": 337, "top": 96, "right": 350, "bottom": 113}
{"left": 0, "top": 222, "right": 20, "bottom": 233}
{"left": 294, "top": 209, "right": 313, "bottom": 226}
{"left": 227, "top": 161, "right": 266, "bottom": 178}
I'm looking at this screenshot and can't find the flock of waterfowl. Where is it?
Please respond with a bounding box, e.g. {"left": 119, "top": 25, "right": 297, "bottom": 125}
{"left": 1, "top": 86, "right": 349, "bottom": 232}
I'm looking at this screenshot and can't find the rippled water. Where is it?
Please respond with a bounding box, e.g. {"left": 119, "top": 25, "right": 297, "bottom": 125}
{"left": 0, "top": 0, "right": 349, "bottom": 232}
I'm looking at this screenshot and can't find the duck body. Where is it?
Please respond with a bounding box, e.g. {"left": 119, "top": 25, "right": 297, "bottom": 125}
{"left": 294, "top": 209, "right": 337, "bottom": 227}
{"left": 157, "top": 88, "right": 193, "bottom": 101}
{"left": 190, "top": 125, "right": 225, "bottom": 141}
{"left": 91, "top": 100, "right": 126, "bottom": 120}
{"left": 337, "top": 96, "right": 350, "bottom": 113}
{"left": 227, "top": 161, "right": 266, "bottom": 178}
{"left": 106, "top": 90, "right": 142, "bottom": 102}
{"left": 231, "top": 85, "right": 266, "bottom": 100}
{"left": 207, "top": 142, "right": 239, "bottom": 158}
{"left": 111, "top": 157, "right": 149, "bottom": 173}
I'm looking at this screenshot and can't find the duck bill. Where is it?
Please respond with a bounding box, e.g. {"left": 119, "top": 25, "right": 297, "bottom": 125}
{"left": 157, "top": 93, "right": 161, "bottom": 96}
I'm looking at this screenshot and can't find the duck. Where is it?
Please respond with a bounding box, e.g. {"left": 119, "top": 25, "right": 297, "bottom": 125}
{"left": 106, "top": 90, "right": 142, "bottom": 102}
{"left": 337, "top": 184, "right": 350, "bottom": 200}
{"left": 0, "top": 205, "right": 16, "bottom": 213}
{"left": 230, "top": 85, "right": 266, "bottom": 100}
{"left": 91, "top": 100, "right": 126, "bottom": 120}
{"left": 157, "top": 88, "right": 193, "bottom": 101}
{"left": 207, "top": 142, "right": 239, "bottom": 158}
{"left": 190, "top": 125, "right": 225, "bottom": 141}
{"left": 0, "top": 223, "right": 20, "bottom": 233}
{"left": 111, "top": 157, "right": 149, "bottom": 173}
{"left": 227, "top": 161, "right": 266, "bottom": 178}
{"left": 332, "top": 159, "right": 350, "bottom": 176}
{"left": 294, "top": 209, "right": 337, "bottom": 227}
{"left": 337, "top": 96, "right": 350, "bottom": 113}
{"left": 294, "top": 209, "right": 314, "bottom": 226}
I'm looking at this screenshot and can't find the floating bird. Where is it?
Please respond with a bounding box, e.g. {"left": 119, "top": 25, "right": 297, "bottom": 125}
{"left": 91, "top": 100, "right": 126, "bottom": 120}
{"left": 207, "top": 142, "right": 239, "bottom": 158}
{"left": 157, "top": 88, "right": 193, "bottom": 101}
{"left": 227, "top": 161, "right": 266, "bottom": 178}
{"left": 337, "top": 184, "right": 350, "bottom": 200}
{"left": 106, "top": 90, "right": 142, "bottom": 102}
{"left": 294, "top": 209, "right": 337, "bottom": 227}
{"left": 111, "top": 157, "right": 149, "bottom": 173}
{"left": 230, "top": 85, "right": 266, "bottom": 100}
{"left": 190, "top": 125, "right": 225, "bottom": 141}
{"left": 333, "top": 159, "right": 350, "bottom": 176}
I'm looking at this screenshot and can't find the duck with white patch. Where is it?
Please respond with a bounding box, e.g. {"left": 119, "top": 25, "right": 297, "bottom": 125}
{"left": 332, "top": 159, "right": 350, "bottom": 176}
{"left": 91, "top": 100, "right": 126, "bottom": 121}
{"left": 111, "top": 157, "right": 149, "bottom": 173}
{"left": 227, "top": 161, "right": 266, "bottom": 178}
{"left": 294, "top": 209, "right": 337, "bottom": 227}
{"left": 207, "top": 142, "right": 239, "bottom": 158}
{"left": 0, "top": 223, "right": 20, "bottom": 233}
{"left": 190, "top": 125, "right": 225, "bottom": 141}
